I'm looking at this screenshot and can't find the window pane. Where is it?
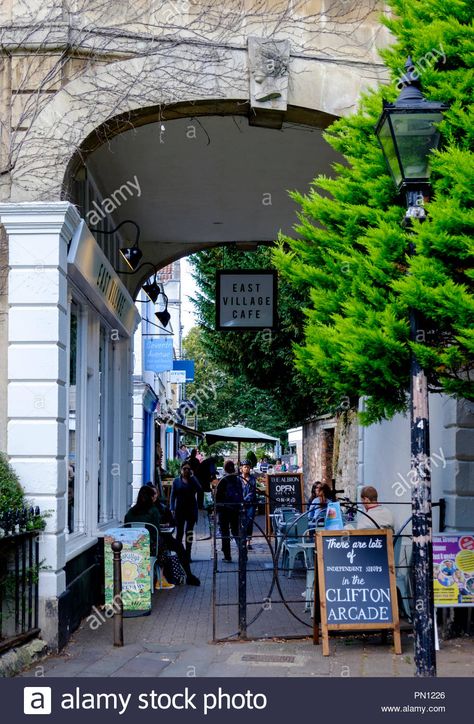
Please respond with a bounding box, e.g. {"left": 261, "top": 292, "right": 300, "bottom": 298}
{"left": 391, "top": 112, "right": 443, "bottom": 180}
{"left": 378, "top": 116, "right": 402, "bottom": 188}
{"left": 68, "top": 303, "right": 79, "bottom": 533}
{"left": 98, "top": 327, "right": 106, "bottom": 523}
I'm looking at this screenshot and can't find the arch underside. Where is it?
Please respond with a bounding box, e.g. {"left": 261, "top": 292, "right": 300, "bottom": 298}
{"left": 8, "top": 47, "right": 386, "bottom": 293}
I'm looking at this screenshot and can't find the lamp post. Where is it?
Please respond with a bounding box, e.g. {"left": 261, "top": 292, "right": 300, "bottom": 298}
{"left": 375, "top": 58, "right": 448, "bottom": 678}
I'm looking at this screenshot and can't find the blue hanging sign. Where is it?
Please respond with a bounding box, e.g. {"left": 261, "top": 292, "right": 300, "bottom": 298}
{"left": 144, "top": 337, "right": 173, "bottom": 373}
{"left": 173, "top": 359, "right": 195, "bottom": 382}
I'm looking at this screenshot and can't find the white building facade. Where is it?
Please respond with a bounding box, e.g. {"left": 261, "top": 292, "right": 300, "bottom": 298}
{"left": 1, "top": 205, "right": 139, "bottom": 646}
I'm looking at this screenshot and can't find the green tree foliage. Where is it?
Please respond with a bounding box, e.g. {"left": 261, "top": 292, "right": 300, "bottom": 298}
{"left": 182, "top": 326, "right": 290, "bottom": 447}
{"left": 189, "top": 246, "right": 331, "bottom": 426}
{"left": 273, "top": 0, "right": 474, "bottom": 424}
{"left": 0, "top": 452, "right": 25, "bottom": 513}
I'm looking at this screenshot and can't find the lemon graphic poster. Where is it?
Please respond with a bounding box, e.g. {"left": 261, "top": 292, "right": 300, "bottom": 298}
{"left": 104, "top": 527, "right": 152, "bottom": 616}
{"left": 433, "top": 534, "right": 474, "bottom": 607}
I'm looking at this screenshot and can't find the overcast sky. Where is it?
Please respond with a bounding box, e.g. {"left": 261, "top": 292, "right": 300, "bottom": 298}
{"left": 181, "top": 256, "right": 198, "bottom": 338}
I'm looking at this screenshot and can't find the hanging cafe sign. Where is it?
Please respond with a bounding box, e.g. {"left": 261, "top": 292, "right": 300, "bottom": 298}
{"left": 216, "top": 270, "right": 277, "bottom": 330}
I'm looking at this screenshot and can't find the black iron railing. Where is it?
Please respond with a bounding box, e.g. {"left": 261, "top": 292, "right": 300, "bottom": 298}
{"left": 0, "top": 507, "right": 42, "bottom": 653}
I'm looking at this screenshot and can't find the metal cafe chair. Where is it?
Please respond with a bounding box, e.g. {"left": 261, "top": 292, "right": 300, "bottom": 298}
{"left": 272, "top": 507, "right": 298, "bottom": 554}
{"left": 393, "top": 516, "right": 414, "bottom": 620}
{"left": 282, "top": 514, "right": 311, "bottom": 578}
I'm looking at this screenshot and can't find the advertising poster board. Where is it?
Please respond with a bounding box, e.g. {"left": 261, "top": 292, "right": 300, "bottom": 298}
{"left": 433, "top": 533, "right": 474, "bottom": 607}
{"left": 316, "top": 529, "right": 401, "bottom": 656}
{"left": 104, "top": 527, "right": 151, "bottom": 617}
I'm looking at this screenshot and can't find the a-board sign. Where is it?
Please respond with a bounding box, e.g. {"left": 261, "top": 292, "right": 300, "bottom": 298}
{"left": 316, "top": 529, "right": 401, "bottom": 656}
{"left": 265, "top": 472, "right": 304, "bottom": 534}
{"left": 433, "top": 533, "right": 474, "bottom": 607}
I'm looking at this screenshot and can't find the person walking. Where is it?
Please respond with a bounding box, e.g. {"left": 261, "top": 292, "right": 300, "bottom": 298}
{"left": 170, "top": 462, "right": 202, "bottom": 562}
{"left": 195, "top": 448, "right": 204, "bottom": 463}
{"left": 215, "top": 460, "right": 244, "bottom": 562}
{"left": 188, "top": 448, "right": 201, "bottom": 476}
{"left": 196, "top": 455, "right": 217, "bottom": 509}
{"left": 240, "top": 460, "right": 257, "bottom": 550}
{"left": 176, "top": 443, "right": 189, "bottom": 462}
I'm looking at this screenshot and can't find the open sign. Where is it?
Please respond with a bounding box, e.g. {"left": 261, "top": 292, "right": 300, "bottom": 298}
{"left": 275, "top": 484, "right": 294, "bottom": 494}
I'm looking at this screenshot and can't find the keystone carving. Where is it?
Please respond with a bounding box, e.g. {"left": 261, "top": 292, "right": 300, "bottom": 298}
{"left": 248, "top": 37, "right": 290, "bottom": 112}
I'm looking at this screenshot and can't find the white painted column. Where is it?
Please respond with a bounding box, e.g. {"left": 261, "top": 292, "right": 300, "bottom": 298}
{"left": 0, "top": 201, "right": 80, "bottom": 647}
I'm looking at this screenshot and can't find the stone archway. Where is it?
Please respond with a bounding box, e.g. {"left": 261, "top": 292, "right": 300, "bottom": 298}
{"left": 9, "top": 42, "right": 387, "bottom": 203}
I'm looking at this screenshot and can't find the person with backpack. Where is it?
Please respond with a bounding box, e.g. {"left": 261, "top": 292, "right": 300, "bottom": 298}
{"left": 215, "top": 460, "right": 244, "bottom": 562}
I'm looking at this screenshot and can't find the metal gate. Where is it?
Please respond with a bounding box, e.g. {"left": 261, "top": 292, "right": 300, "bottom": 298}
{"left": 211, "top": 497, "right": 315, "bottom": 642}
{"left": 210, "top": 494, "right": 426, "bottom": 641}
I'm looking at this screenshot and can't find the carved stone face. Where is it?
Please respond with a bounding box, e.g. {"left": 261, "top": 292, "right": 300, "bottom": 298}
{"left": 248, "top": 38, "right": 290, "bottom": 109}
{"left": 252, "top": 45, "right": 289, "bottom": 82}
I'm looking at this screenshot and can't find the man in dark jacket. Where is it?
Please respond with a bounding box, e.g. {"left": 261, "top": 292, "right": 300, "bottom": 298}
{"left": 240, "top": 460, "right": 258, "bottom": 550}
{"left": 215, "top": 460, "right": 244, "bottom": 562}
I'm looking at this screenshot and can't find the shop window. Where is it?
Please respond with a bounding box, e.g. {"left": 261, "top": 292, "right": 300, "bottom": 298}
{"left": 97, "top": 327, "right": 106, "bottom": 523}
{"left": 68, "top": 302, "right": 80, "bottom": 533}
{"left": 98, "top": 326, "right": 116, "bottom": 525}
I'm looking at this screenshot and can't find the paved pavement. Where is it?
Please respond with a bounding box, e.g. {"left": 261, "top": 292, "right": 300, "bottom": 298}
{"left": 18, "top": 514, "right": 474, "bottom": 678}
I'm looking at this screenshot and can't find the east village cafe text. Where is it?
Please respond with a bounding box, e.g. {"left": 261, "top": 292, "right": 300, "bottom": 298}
{"left": 222, "top": 282, "right": 272, "bottom": 320}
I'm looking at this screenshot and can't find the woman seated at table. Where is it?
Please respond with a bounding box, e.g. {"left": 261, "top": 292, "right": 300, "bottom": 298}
{"left": 307, "top": 481, "right": 322, "bottom": 510}
{"left": 308, "top": 483, "right": 335, "bottom": 528}
{"left": 124, "top": 486, "right": 161, "bottom": 546}
{"left": 124, "top": 485, "right": 200, "bottom": 587}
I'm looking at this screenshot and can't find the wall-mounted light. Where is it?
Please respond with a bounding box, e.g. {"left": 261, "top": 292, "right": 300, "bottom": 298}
{"left": 142, "top": 274, "right": 161, "bottom": 303}
{"left": 155, "top": 288, "right": 171, "bottom": 327}
{"left": 89, "top": 219, "right": 143, "bottom": 271}
{"left": 120, "top": 243, "right": 143, "bottom": 271}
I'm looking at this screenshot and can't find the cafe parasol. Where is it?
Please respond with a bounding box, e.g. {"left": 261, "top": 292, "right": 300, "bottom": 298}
{"left": 203, "top": 424, "right": 279, "bottom": 463}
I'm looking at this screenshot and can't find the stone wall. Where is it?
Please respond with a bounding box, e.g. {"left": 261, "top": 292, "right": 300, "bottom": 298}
{"left": 303, "top": 410, "right": 359, "bottom": 501}
{"left": 333, "top": 409, "right": 359, "bottom": 500}
{"left": 303, "top": 416, "right": 336, "bottom": 498}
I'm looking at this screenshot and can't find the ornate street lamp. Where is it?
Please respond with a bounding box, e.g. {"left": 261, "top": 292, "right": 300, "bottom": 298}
{"left": 375, "top": 60, "right": 447, "bottom": 197}
{"left": 375, "top": 58, "right": 448, "bottom": 678}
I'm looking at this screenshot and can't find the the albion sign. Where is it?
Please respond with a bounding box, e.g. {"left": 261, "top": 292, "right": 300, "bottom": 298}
{"left": 265, "top": 472, "right": 303, "bottom": 533}
{"left": 216, "top": 270, "right": 277, "bottom": 330}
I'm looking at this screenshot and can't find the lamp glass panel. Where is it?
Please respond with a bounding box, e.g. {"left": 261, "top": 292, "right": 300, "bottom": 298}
{"left": 391, "top": 111, "right": 443, "bottom": 181}
{"left": 155, "top": 293, "right": 168, "bottom": 313}
{"left": 377, "top": 115, "right": 402, "bottom": 187}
